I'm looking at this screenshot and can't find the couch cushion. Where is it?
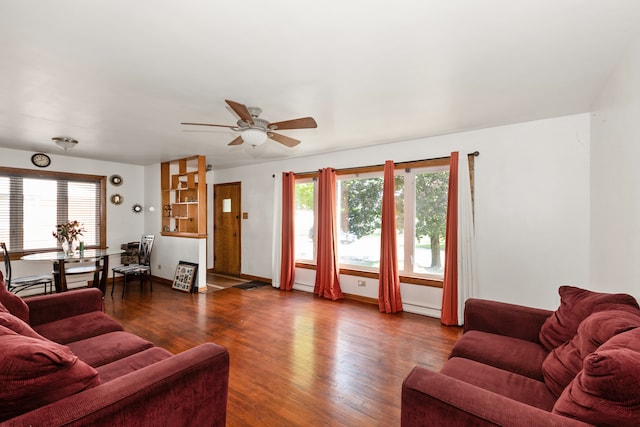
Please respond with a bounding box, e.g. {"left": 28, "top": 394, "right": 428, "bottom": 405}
{"left": 449, "top": 330, "right": 548, "bottom": 380}
{"left": 0, "top": 310, "right": 49, "bottom": 340}
{"left": 96, "top": 346, "right": 173, "bottom": 383}
{"left": 0, "top": 325, "right": 100, "bottom": 422}
{"left": 542, "top": 308, "right": 640, "bottom": 398}
{"left": 66, "top": 331, "right": 154, "bottom": 367}
{"left": 441, "top": 357, "right": 557, "bottom": 411}
{"left": 552, "top": 328, "right": 640, "bottom": 427}
{"left": 539, "top": 286, "right": 639, "bottom": 351}
{"left": 33, "top": 310, "right": 124, "bottom": 344}
{"left": 0, "top": 271, "right": 29, "bottom": 323}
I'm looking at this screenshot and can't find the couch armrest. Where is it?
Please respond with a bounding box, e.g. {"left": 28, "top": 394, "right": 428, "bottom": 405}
{"left": 402, "top": 367, "right": 591, "bottom": 427}
{"left": 463, "top": 298, "right": 553, "bottom": 343}
{"left": 4, "top": 343, "right": 229, "bottom": 427}
{"left": 25, "top": 288, "right": 105, "bottom": 327}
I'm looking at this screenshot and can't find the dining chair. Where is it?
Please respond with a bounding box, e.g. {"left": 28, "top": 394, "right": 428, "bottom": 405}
{"left": 111, "top": 235, "right": 155, "bottom": 298}
{"left": 1, "top": 242, "right": 53, "bottom": 295}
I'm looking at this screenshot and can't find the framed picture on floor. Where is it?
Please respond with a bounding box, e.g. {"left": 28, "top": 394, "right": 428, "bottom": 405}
{"left": 172, "top": 261, "right": 199, "bottom": 293}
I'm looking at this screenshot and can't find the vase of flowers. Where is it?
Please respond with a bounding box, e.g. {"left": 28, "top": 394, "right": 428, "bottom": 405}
{"left": 53, "top": 220, "right": 85, "bottom": 255}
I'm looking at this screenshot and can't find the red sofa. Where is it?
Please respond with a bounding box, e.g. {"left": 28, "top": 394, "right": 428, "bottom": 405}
{"left": 402, "top": 286, "right": 640, "bottom": 426}
{"left": 0, "top": 271, "right": 229, "bottom": 426}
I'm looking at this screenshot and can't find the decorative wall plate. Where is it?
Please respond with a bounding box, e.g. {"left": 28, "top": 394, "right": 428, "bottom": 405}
{"left": 110, "top": 175, "right": 123, "bottom": 186}
{"left": 110, "top": 194, "right": 123, "bottom": 205}
{"left": 132, "top": 203, "right": 143, "bottom": 213}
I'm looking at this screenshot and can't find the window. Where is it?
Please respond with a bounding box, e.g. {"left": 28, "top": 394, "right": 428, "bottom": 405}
{"left": 294, "top": 159, "right": 451, "bottom": 282}
{"left": 0, "top": 167, "right": 106, "bottom": 256}
{"left": 398, "top": 166, "right": 449, "bottom": 277}
{"left": 336, "top": 172, "right": 383, "bottom": 268}
{"left": 294, "top": 179, "right": 315, "bottom": 262}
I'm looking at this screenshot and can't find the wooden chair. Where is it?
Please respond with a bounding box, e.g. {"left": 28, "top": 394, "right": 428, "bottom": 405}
{"left": 111, "top": 235, "right": 154, "bottom": 298}
{"left": 1, "top": 242, "right": 53, "bottom": 295}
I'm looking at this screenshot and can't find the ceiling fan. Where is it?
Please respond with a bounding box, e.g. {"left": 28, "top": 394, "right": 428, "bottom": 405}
{"left": 181, "top": 100, "right": 317, "bottom": 147}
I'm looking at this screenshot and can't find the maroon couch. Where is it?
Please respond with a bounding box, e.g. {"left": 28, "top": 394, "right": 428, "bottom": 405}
{"left": 402, "top": 286, "right": 640, "bottom": 426}
{"left": 0, "top": 271, "right": 229, "bottom": 426}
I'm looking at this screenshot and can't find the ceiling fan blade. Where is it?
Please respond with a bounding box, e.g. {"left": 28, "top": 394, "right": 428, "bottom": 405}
{"left": 269, "top": 117, "right": 317, "bottom": 130}
{"left": 225, "top": 99, "right": 254, "bottom": 125}
{"left": 268, "top": 132, "right": 300, "bottom": 147}
{"left": 181, "top": 122, "right": 237, "bottom": 129}
{"left": 228, "top": 136, "right": 244, "bottom": 146}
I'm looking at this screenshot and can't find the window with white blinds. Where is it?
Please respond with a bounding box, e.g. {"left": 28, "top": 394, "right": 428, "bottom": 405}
{"left": 0, "top": 167, "right": 105, "bottom": 255}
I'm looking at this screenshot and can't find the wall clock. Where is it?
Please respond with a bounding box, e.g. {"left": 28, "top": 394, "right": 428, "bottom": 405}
{"left": 31, "top": 153, "right": 51, "bottom": 168}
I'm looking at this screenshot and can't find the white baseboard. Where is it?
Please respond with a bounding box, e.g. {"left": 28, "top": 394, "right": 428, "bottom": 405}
{"left": 402, "top": 302, "right": 441, "bottom": 319}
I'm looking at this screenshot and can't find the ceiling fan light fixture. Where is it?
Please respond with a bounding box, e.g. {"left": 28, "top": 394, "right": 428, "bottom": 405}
{"left": 52, "top": 136, "right": 78, "bottom": 151}
{"left": 241, "top": 128, "right": 268, "bottom": 146}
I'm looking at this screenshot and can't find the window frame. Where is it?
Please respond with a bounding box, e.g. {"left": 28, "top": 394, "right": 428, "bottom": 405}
{"left": 0, "top": 166, "right": 107, "bottom": 259}
{"left": 294, "top": 156, "right": 459, "bottom": 288}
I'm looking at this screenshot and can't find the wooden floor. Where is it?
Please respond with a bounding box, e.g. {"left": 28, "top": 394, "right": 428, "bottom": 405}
{"left": 103, "top": 280, "right": 462, "bottom": 426}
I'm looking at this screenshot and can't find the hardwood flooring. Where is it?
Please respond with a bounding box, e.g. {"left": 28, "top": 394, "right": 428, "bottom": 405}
{"left": 103, "top": 280, "right": 462, "bottom": 426}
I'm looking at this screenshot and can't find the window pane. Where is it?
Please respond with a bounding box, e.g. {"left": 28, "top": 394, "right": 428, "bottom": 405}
{"left": 394, "top": 174, "right": 405, "bottom": 271}
{"left": 413, "top": 170, "right": 449, "bottom": 276}
{"left": 0, "top": 177, "right": 9, "bottom": 246}
{"left": 294, "top": 181, "right": 315, "bottom": 261}
{"left": 23, "top": 179, "right": 57, "bottom": 250}
{"left": 68, "top": 181, "right": 99, "bottom": 246}
{"left": 337, "top": 176, "right": 382, "bottom": 267}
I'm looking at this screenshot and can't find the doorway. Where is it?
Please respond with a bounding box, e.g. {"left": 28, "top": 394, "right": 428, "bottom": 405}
{"left": 213, "top": 182, "right": 241, "bottom": 276}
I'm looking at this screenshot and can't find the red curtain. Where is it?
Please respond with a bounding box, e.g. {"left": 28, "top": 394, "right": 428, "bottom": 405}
{"left": 280, "top": 172, "right": 296, "bottom": 291}
{"left": 314, "top": 168, "right": 344, "bottom": 300}
{"left": 441, "top": 152, "right": 459, "bottom": 325}
{"left": 379, "top": 160, "right": 403, "bottom": 313}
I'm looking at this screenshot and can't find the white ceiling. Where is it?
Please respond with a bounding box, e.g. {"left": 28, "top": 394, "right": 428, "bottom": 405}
{"left": 1, "top": 1, "right": 639, "bottom": 169}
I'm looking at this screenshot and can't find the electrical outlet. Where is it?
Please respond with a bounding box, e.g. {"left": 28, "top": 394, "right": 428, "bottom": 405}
{"left": 157, "top": 264, "right": 161, "bottom": 270}
{"left": 357, "top": 280, "right": 366, "bottom": 287}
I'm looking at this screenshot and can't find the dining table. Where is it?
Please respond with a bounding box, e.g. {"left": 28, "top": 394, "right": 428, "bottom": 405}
{"left": 21, "top": 248, "right": 124, "bottom": 294}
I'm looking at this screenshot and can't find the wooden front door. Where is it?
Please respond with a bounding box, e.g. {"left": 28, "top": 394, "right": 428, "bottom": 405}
{"left": 213, "top": 182, "right": 241, "bottom": 276}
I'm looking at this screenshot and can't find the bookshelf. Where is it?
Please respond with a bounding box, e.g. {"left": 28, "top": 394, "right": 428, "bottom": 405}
{"left": 160, "top": 155, "right": 207, "bottom": 238}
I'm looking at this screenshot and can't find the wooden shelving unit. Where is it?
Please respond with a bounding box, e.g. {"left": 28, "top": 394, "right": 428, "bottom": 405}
{"left": 161, "top": 155, "right": 207, "bottom": 238}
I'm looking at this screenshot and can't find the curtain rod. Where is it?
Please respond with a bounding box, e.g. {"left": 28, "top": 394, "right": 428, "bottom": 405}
{"left": 277, "top": 151, "right": 479, "bottom": 177}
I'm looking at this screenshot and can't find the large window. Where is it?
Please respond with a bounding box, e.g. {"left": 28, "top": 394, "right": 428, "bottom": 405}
{"left": 294, "top": 159, "right": 451, "bottom": 282}
{"left": 0, "top": 167, "right": 106, "bottom": 256}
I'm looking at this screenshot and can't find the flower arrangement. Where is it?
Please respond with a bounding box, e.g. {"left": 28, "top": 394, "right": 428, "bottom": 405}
{"left": 52, "top": 220, "right": 85, "bottom": 244}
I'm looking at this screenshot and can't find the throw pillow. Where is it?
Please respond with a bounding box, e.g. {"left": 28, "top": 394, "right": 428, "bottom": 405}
{"left": 542, "top": 308, "right": 640, "bottom": 398}
{"left": 0, "top": 311, "right": 49, "bottom": 340}
{"left": 0, "top": 325, "right": 100, "bottom": 422}
{"left": 538, "top": 286, "right": 639, "bottom": 351}
{"left": 552, "top": 328, "right": 640, "bottom": 427}
{"left": 0, "top": 271, "right": 30, "bottom": 323}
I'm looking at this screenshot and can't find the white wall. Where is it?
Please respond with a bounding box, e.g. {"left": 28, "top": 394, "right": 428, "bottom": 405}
{"left": 212, "top": 113, "right": 591, "bottom": 313}
{"left": 590, "top": 34, "right": 640, "bottom": 300}
{"left": 2, "top": 111, "right": 595, "bottom": 310}
{"left": 0, "top": 147, "right": 145, "bottom": 287}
